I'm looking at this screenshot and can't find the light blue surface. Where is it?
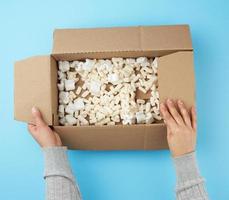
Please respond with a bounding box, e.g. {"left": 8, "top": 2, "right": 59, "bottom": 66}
{"left": 0, "top": 0, "right": 228, "bottom": 199}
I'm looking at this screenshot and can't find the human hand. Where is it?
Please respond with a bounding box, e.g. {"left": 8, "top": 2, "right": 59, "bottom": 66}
{"left": 160, "top": 99, "right": 197, "bottom": 157}
{"left": 27, "top": 107, "right": 62, "bottom": 147}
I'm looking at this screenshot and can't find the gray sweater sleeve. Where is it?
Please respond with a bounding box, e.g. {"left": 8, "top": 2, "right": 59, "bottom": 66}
{"left": 173, "top": 152, "right": 209, "bottom": 200}
{"left": 43, "top": 147, "right": 82, "bottom": 200}
{"left": 43, "top": 147, "right": 208, "bottom": 200}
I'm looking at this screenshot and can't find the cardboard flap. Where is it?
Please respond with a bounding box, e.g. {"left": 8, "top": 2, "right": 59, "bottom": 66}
{"left": 52, "top": 25, "right": 192, "bottom": 54}
{"left": 158, "top": 51, "right": 195, "bottom": 107}
{"left": 14, "top": 56, "right": 55, "bottom": 125}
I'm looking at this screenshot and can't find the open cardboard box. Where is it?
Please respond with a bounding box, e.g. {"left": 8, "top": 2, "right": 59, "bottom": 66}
{"left": 14, "top": 25, "right": 195, "bottom": 150}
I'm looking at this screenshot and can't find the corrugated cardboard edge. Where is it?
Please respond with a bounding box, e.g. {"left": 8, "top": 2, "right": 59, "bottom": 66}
{"left": 50, "top": 56, "right": 59, "bottom": 125}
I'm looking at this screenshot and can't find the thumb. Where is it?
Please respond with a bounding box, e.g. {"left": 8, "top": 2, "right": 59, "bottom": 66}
{"left": 31, "top": 107, "right": 46, "bottom": 127}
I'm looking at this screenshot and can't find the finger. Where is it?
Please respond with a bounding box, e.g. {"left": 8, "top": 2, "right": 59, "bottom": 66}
{"left": 27, "top": 124, "right": 37, "bottom": 136}
{"left": 191, "top": 106, "right": 197, "bottom": 131}
{"left": 166, "top": 99, "right": 184, "bottom": 125}
{"left": 160, "top": 102, "right": 176, "bottom": 128}
{"left": 177, "top": 100, "right": 192, "bottom": 127}
{"left": 31, "top": 107, "right": 46, "bottom": 127}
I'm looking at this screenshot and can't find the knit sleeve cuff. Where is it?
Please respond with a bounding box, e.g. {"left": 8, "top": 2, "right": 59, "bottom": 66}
{"left": 43, "top": 146, "right": 75, "bottom": 182}
{"left": 173, "top": 152, "right": 201, "bottom": 184}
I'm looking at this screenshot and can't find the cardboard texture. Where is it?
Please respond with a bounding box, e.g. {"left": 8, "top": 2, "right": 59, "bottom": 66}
{"left": 158, "top": 51, "right": 195, "bottom": 108}
{"left": 14, "top": 56, "right": 54, "bottom": 125}
{"left": 54, "top": 124, "right": 167, "bottom": 150}
{"left": 53, "top": 25, "right": 192, "bottom": 55}
{"left": 14, "top": 25, "right": 195, "bottom": 150}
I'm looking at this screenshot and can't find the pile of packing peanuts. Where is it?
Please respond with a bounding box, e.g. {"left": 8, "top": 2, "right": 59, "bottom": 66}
{"left": 57, "top": 57, "right": 161, "bottom": 126}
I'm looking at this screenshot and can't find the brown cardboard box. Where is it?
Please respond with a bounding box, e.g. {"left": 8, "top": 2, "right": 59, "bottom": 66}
{"left": 14, "top": 25, "right": 195, "bottom": 150}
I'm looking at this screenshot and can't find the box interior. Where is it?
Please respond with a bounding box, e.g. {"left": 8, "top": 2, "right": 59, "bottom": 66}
{"left": 51, "top": 49, "right": 189, "bottom": 126}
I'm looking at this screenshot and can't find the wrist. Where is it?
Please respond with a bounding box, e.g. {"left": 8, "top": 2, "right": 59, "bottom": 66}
{"left": 173, "top": 152, "right": 201, "bottom": 183}
{"left": 41, "top": 143, "right": 62, "bottom": 148}
{"left": 172, "top": 149, "right": 195, "bottom": 157}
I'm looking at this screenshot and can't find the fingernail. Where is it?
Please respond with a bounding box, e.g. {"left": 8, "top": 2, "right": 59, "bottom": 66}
{"left": 160, "top": 103, "right": 165, "bottom": 109}
{"left": 32, "top": 106, "right": 38, "bottom": 113}
{"left": 193, "top": 106, "right": 196, "bottom": 112}
{"left": 178, "top": 100, "right": 183, "bottom": 105}
{"left": 167, "top": 98, "right": 172, "bottom": 104}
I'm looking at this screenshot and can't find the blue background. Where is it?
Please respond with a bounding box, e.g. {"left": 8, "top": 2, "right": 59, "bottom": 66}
{"left": 0, "top": 0, "right": 228, "bottom": 199}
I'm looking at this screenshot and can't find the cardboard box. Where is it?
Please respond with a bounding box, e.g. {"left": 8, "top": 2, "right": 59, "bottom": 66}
{"left": 14, "top": 25, "right": 195, "bottom": 150}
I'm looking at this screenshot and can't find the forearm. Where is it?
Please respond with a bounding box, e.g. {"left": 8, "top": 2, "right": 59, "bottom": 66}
{"left": 173, "top": 152, "right": 208, "bottom": 200}
{"left": 43, "top": 147, "right": 82, "bottom": 200}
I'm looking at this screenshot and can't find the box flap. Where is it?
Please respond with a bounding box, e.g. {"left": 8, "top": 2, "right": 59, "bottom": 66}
{"left": 158, "top": 51, "right": 195, "bottom": 108}
{"left": 52, "top": 25, "right": 192, "bottom": 55}
{"left": 14, "top": 56, "right": 57, "bottom": 125}
{"left": 54, "top": 124, "right": 168, "bottom": 150}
